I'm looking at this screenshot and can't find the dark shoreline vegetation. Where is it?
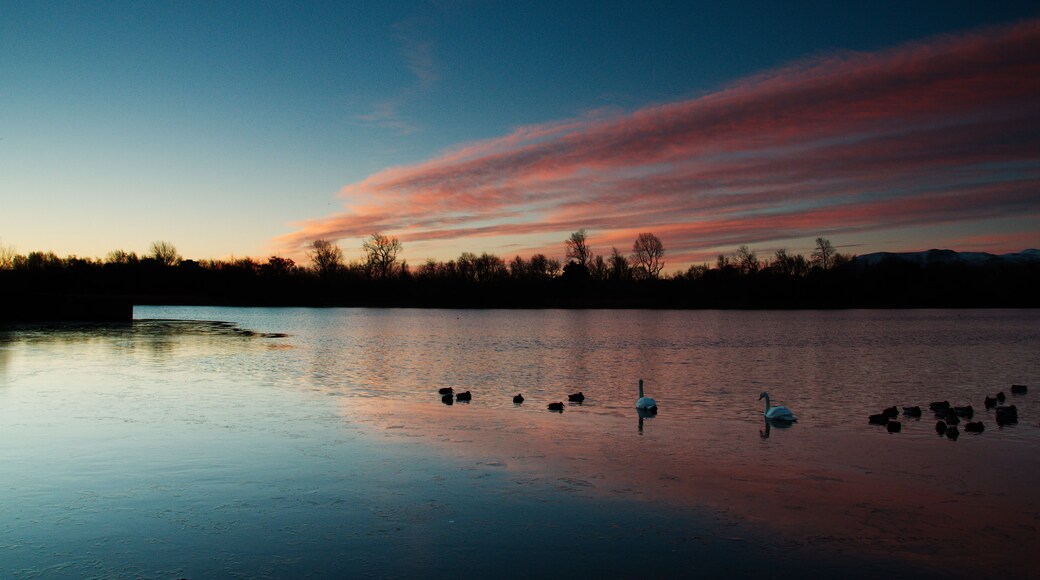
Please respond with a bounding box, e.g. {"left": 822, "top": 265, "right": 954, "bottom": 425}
{"left": 2, "top": 235, "right": 1038, "bottom": 322}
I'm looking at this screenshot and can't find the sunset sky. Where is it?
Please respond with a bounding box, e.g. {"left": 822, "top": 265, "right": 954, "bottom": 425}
{"left": 3, "top": 1, "right": 1038, "bottom": 270}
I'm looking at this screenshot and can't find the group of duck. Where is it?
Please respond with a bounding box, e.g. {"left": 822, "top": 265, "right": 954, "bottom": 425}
{"left": 868, "top": 384, "right": 1028, "bottom": 439}
{"left": 437, "top": 386, "right": 586, "bottom": 411}
{"left": 436, "top": 379, "right": 660, "bottom": 414}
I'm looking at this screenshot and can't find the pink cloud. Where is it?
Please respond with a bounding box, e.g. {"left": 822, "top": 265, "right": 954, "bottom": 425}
{"left": 278, "top": 19, "right": 1040, "bottom": 267}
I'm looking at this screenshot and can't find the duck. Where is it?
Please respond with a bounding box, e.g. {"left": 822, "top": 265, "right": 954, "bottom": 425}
{"left": 929, "top": 400, "right": 951, "bottom": 412}
{"left": 995, "top": 405, "right": 1018, "bottom": 426}
{"left": 637, "top": 380, "right": 658, "bottom": 414}
{"left": 996, "top": 391, "right": 1006, "bottom": 403}
{"left": 438, "top": 387, "right": 454, "bottom": 395}
{"left": 455, "top": 391, "right": 472, "bottom": 402}
{"left": 902, "top": 406, "right": 922, "bottom": 417}
{"left": 868, "top": 413, "right": 889, "bottom": 425}
{"left": 984, "top": 396, "right": 997, "bottom": 409}
{"left": 1011, "top": 384, "right": 1028, "bottom": 394}
{"left": 759, "top": 391, "right": 795, "bottom": 422}
{"left": 567, "top": 392, "right": 585, "bottom": 403}
{"left": 953, "top": 405, "right": 974, "bottom": 419}
{"left": 964, "top": 421, "right": 985, "bottom": 433}
{"left": 943, "top": 411, "right": 960, "bottom": 425}
{"left": 935, "top": 420, "right": 947, "bottom": 435}
{"left": 881, "top": 406, "right": 899, "bottom": 418}
{"left": 547, "top": 402, "right": 564, "bottom": 412}
{"left": 886, "top": 421, "right": 902, "bottom": 433}
{"left": 441, "top": 394, "right": 454, "bottom": 405}
{"left": 946, "top": 426, "right": 960, "bottom": 440}
{"left": 513, "top": 393, "right": 524, "bottom": 404}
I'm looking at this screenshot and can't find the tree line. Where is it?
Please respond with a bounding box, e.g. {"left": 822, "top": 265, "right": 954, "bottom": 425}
{"left": 301, "top": 229, "right": 671, "bottom": 283}
{"left": 1, "top": 233, "right": 1037, "bottom": 310}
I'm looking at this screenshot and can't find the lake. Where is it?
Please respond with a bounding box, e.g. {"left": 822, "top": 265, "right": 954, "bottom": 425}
{"left": 2, "top": 307, "right": 1038, "bottom": 578}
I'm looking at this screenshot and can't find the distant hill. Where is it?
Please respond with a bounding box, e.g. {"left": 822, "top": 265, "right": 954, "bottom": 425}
{"left": 854, "top": 248, "right": 1040, "bottom": 269}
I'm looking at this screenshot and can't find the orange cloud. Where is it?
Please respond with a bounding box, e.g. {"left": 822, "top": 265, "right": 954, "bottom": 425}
{"left": 278, "top": 19, "right": 1040, "bottom": 265}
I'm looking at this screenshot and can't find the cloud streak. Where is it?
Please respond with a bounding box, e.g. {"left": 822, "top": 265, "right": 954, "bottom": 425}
{"left": 353, "top": 16, "right": 440, "bottom": 135}
{"left": 283, "top": 19, "right": 1040, "bottom": 266}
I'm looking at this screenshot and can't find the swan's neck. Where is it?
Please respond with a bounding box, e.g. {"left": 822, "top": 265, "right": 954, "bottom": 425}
{"left": 638, "top": 379, "right": 644, "bottom": 399}
{"left": 763, "top": 394, "right": 771, "bottom": 412}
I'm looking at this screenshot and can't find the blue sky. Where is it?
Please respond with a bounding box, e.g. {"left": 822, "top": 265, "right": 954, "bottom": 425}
{"left": 2, "top": 1, "right": 1038, "bottom": 268}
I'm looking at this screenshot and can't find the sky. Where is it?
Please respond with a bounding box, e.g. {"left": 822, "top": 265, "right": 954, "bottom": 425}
{"left": 2, "top": 1, "right": 1039, "bottom": 270}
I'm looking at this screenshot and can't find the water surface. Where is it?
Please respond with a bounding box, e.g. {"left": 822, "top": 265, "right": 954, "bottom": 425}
{"left": 2, "top": 308, "right": 1038, "bottom": 577}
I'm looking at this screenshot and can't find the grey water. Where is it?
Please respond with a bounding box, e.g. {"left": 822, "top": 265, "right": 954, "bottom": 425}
{"left": 1, "top": 307, "right": 1038, "bottom": 578}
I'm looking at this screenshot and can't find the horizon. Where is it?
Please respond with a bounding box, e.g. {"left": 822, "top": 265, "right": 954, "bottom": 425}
{"left": 3, "top": 236, "right": 1037, "bottom": 275}
{"left": 3, "top": 2, "right": 1039, "bottom": 271}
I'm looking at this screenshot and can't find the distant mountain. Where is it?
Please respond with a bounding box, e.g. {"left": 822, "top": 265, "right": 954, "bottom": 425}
{"left": 854, "top": 248, "right": 1040, "bottom": 268}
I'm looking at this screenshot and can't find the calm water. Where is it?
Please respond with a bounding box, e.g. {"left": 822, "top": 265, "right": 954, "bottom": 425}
{"left": 1, "top": 307, "right": 1038, "bottom": 578}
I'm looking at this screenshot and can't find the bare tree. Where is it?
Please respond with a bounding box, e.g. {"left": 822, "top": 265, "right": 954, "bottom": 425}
{"left": 735, "top": 245, "right": 759, "bottom": 275}
{"left": 149, "top": 241, "right": 181, "bottom": 266}
{"left": 0, "top": 243, "right": 17, "bottom": 269}
{"left": 608, "top": 247, "right": 631, "bottom": 281}
{"left": 456, "top": 252, "right": 478, "bottom": 282}
{"left": 262, "top": 256, "right": 296, "bottom": 276}
{"left": 416, "top": 258, "right": 439, "bottom": 279}
{"left": 508, "top": 255, "right": 527, "bottom": 279}
{"left": 811, "top": 237, "right": 836, "bottom": 270}
{"left": 680, "top": 264, "right": 710, "bottom": 280}
{"left": 106, "top": 249, "right": 139, "bottom": 265}
{"left": 771, "top": 248, "right": 808, "bottom": 277}
{"left": 631, "top": 233, "right": 665, "bottom": 279}
{"left": 831, "top": 251, "right": 855, "bottom": 268}
{"left": 545, "top": 256, "right": 562, "bottom": 278}
{"left": 528, "top": 253, "right": 558, "bottom": 279}
{"left": 589, "top": 255, "right": 608, "bottom": 281}
{"left": 565, "top": 229, "right": 593, "bottom": 269}
{"left": 309, "top": 239, "right": 343, "bottom": 276}
{"left": 473, "top": 252, "right": 506, "bottom": 282}
{"left": 362, "top": 232, "right": 403, "bottom": 279}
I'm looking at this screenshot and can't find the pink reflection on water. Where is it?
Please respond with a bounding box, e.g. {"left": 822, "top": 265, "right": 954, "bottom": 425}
{"left": 347, "top": 397, "right": 1039, "bottom": 574}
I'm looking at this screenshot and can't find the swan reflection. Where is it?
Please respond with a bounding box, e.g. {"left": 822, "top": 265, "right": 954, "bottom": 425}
{"left": 637, "top": 407, "right": 657, "bottom": 435}
{"left": 760, "top": 417, "right": 795, "bottom": 439}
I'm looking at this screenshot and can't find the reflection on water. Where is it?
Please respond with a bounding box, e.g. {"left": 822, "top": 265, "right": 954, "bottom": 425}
{"left": 1, "top": 307, "right": 1038, "bottom": 577}
{"left": 759, "top": 417, "right": 795, "bottom": 438}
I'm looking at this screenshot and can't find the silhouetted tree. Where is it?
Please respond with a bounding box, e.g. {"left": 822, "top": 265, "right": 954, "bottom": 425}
{"left": 149, "top": 241, "right": 181, "bottom": 267}
{"left": 474, "top": 252, "right": 507, "bottom": 282}
{"left": 590, "top": 255, "right": 608, "bottom": 281}
{"left": 770, "top": 248, "right": 808, "bottom": 277}
{"left": 105, "top": 249, "right": 139, "bottom": 265}
{"left": 309, "top": 239, "right": 343, "bottom": 276}
{"left": 0, "top": 243, "right": 15, "bottom": 269}
{"left": 508, "top": 255, "right": 527, "bottom": 279}
{"left": 456, "top": 252, "right": 478, "bottom": 282}
{"left": 832, "top": 251, "right": 855, "bottom": 268}
{"left": 812, "top": 237, "right": 836, "bottom": 270}
{"left": 562, "top": 260, "right": 592, "bottom": 282}
{"left": 680, "top": 264, "right": 710, "bottom": 280}
{"left": 439, "top": 259, "right": 459, "bottom": 279}
{"left": 735, "top": 245, "right": 759, "bottom": 275}
{"left": 525, "top": 253, "right": 560, "bottom": 279}
{"left": 565, "top": 229, "right": 593, "bottom": 269}
{"left": 225, "top": 257, "right": 260, "bottom": 274}
{"left": 362, "top": 232, "right": 403, "bottom": 279}
{"left": 631, "top": 233, "right": 665, "bottom": 279}
{"left": 23, "top": 251, "right": 62, "bottom": 270}
{"left": 609, "top": 247, "right": 631, "bottom": 281}
{"left": 261, "top": 256, "right": 296, "bottom": 276}
{"left": 416, "top": 258, "right": 439, "bottom": 279}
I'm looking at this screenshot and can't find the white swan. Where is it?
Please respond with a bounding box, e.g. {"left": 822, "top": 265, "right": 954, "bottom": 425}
{"left": 759, "top": 391, "right": 796, "bottom": 422}
{"left": 636, "top": 379, "right": 658, "bottom": 413}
